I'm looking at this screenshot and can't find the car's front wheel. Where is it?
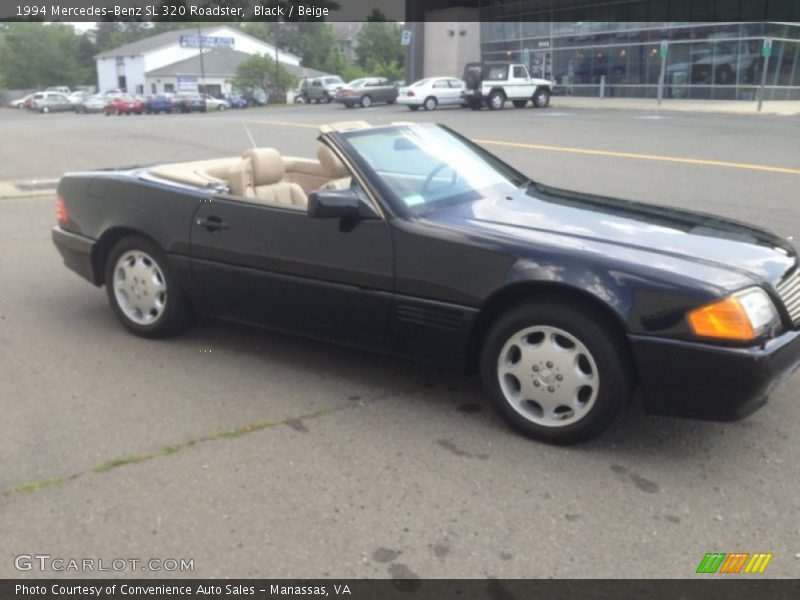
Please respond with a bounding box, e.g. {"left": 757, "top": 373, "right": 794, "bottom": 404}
{"left": 105, "top": 236, "right": 192, "bottom": 338}
{"left": 480, "top": 299, "right": 632, "bottom": 444}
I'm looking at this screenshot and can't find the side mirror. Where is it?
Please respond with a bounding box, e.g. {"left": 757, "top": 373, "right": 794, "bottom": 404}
{"left": 307, "top": 188, "right": 378, "bottom": 220}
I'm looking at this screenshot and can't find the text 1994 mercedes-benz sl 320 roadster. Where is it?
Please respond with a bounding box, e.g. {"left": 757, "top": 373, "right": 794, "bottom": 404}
{"left": 52, "top": 120, "right": 800, "bottom": 444}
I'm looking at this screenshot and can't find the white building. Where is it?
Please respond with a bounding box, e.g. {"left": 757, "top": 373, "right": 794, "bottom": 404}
{"left": 95, "top": 26, "right": 301, "bottom": 97}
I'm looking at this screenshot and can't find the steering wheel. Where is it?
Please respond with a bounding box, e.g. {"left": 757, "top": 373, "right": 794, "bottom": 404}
{"left": 421, "top": 162, "right": 458, "bottom": 195}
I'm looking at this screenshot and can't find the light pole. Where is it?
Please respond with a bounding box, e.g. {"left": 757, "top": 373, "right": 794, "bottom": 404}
{"left": 198, "top": 27, "right": 206, "bottom": 95}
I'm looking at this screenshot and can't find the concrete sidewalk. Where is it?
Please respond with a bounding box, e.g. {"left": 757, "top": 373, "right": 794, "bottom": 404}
{"left": 551, "top": 96, "right": 800, "bottom": 116}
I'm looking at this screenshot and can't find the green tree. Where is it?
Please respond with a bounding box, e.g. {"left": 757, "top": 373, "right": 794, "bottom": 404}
{"left": 1, "top": 23, "right": 94, "bottom": 89}
{"left": 232, "top": 53, "right": 297, "bottom": 103}
{"left": 355, "top": 20, "right": 404, "bottom": 71}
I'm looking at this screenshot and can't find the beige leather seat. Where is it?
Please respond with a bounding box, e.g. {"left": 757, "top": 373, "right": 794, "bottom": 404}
{"left": 241, "top": 148, "right": 307, "bottom": 209}
{"left": 317, "top": 145, "right": 352, "bottom": 191}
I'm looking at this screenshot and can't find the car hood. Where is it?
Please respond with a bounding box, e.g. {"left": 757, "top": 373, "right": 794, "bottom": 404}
{"left": 428, "top": 182, "right": 797, "bottom": 284}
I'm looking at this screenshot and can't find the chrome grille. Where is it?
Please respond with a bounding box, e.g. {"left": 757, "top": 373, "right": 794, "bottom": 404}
{"left": 776, "top": 268, "right": 800, "bottom": 326}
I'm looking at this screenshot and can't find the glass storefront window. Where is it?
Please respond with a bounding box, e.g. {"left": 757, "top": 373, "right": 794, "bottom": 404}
{"left": 480, "top": 19, "right": 800, "bottom": 101}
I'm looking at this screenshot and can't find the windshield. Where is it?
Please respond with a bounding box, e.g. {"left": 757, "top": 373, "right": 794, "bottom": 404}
{"left": 340, "top": 124, "right": 526, "bottom": 215}
{"left": 324, "top": 77, "right": 343, "bottom": 85}
{"left": 410, "top": 79, "right": 431, "bottom": 87}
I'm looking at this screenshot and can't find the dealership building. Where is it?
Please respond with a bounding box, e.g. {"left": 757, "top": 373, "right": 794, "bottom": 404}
{"left": 407, "top": 1, "right": 800, "bottom": 100}
{"left": 94, "top": 26, "right": 302, "bottom": 97}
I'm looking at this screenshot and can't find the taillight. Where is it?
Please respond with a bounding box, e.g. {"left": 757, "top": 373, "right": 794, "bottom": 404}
{"left": 55, "top": 193, "right": 69, "bottom": 225}
{"left": 407, "top": 90, "right": 415, "bottom": 97}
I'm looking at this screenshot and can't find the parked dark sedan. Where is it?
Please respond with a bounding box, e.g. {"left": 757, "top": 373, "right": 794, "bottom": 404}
{"left": 334, "top": 77, "right": 398, "bottom": 108}
{"left": 51, "top": 121, "right": 800, "bottom": 444}
{"left": 174, "top": 93, "right": 206, "bottom": 113}
{"left": 145, "top": 95, "right": 174, "bottom": 114}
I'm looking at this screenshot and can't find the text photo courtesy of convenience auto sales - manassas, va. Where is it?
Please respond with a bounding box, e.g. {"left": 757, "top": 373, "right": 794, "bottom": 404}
{"left": 1, "top": 0, "right": 800, "bottom": 598}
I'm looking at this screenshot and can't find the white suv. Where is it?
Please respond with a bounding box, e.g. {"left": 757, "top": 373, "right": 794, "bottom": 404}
{"left": 462, "top": 62, "right": 554, "bottom": 110}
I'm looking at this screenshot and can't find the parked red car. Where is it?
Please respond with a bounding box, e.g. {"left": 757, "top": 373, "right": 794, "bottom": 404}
{"left": 104, "top": 95, "right": 143, "bottom": 116}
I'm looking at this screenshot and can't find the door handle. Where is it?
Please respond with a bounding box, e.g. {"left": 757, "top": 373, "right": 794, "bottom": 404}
{"left": 195, "top": 216, "right": 230, "bottom": 232}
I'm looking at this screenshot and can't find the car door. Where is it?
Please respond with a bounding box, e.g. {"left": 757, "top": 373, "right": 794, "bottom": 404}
{"left": 375, "top": 78, "right": 393, "bottom": 102}
{"left": 431, "top": 79, "right": 452, "bottom": 105}
{"left": 511, "top": 65, "right": 535, "bottom": 99}
{"left": 189, "top": 179, "right": 394, "bottom": 342}
{"left": 448, "top": 79, "right": 465, "bottom": 105}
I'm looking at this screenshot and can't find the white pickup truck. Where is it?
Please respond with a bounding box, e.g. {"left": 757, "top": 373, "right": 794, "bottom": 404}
{"left": 462, "top": 62, "right": 554, "bottom": 110}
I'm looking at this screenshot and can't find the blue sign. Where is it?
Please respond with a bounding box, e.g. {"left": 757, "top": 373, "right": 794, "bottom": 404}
{"left": 177, "top": 76, "right": 198, "bottom": 91}
{"left": 179, "top": 36, "right": 235, "bottom": 49}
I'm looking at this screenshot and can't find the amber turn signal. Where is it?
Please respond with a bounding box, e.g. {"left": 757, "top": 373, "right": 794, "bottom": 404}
{"left": 687, "top": 296, "right": 755, "bottom": 341}
{"left": 55, "top": 194, "right": 68, "bottom": 225}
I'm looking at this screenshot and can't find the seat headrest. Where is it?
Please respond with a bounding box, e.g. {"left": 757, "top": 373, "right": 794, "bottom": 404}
{"left": 242, "top": 148, "right": 284, "bottom": 185}
{"left": 317, "top": 146, "right": 350, "bottom": 179}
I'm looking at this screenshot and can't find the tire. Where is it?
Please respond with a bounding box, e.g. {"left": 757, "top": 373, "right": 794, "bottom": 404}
{"left": 512, "top": 99, "right": 528, "bottom": 108}
{"left": 360, "top": 95, "right": 372, "bottom": 108}
{"left": 465, "top": 69, "right": 481, "bottom": 90}
{"left": 423, "top": 96, "right": 438, "bottom": 111}
{"left": 487, "top": 91, "right": 505, "bottom": 110}
{"left": 344, "top": 103, "right": 354, "bottom": 109}
{"left": 218, "top": 105, "right": 225, "bottom": 111}
{"left": 408, "top": 105, "right": 420, "bottom": 111}
{"left": 42, "top": 106, "right": 50, "bottom": 114}
{"left": 468, "top": 98, "right": 482, "bottom": 111}
{"left": 387, "top": 99, "right": 396, "bottom": 105}
{"left": 323, "top": 92, "right": 331, "bottom": 103}
{"left": 104, "top": 236, "right": 193, "bottom": 339}
{"left": 533, "top": 88, "right": 551, "bottom": 108}
{"left": 479, "top": 298, "right": 632, "bottom": 444}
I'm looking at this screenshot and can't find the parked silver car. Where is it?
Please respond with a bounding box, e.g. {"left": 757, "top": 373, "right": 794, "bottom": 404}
{"left": 334, "top": 77, "right": 399, "bottom": 108}
{"left": 299, "top": 76, "right": 345, "bottom": 103}
{"left": 30, "top": 92, "right": 73, "bottom": 113}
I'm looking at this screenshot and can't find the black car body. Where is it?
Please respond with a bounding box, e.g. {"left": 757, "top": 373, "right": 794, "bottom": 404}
{"left": 52, "top": 121, "right": 800, "bottom": 443}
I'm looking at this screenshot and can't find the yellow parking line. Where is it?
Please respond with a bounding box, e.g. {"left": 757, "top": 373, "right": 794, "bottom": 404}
{"left": 244, "top": 119, "right": 800, "bottom": 176}
{"left": 473, "top": 138, "right": 800, "bottom": 176}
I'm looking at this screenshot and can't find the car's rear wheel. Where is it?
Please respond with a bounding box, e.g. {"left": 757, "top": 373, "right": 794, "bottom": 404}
{"left": 42, "top": 106, "right": 50, "bottom": 114}
{"left": 512, "top": 99, "right": 528, "bottom": 108}
{"left": 360, "top": 95, "right": 372, "bottom": 108}
{"left": 423, "top": 96, "right": 438, "bottom": 111}
{"left": 105, "top": 236, "right": 192, "bottom": 338}
{"left": 480, "top": 299, "right": 632, "bottom": 444}
{"left": 533, "top": 88, "right": 551, "bottom": 108}
{"left": 487, "top": 91, "right": 505, "bottom": 110}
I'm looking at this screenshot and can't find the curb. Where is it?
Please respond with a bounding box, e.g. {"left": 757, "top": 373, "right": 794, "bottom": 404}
{"left": 550, "top": 98, "right": 800, "bottom": 116}
{"left": 0, "top": 179, "right": 59, "bottom": 200}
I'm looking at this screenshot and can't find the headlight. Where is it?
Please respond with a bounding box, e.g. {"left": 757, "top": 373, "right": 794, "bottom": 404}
{"left": 687, "top": 287, "right": 779, "bottom": 341}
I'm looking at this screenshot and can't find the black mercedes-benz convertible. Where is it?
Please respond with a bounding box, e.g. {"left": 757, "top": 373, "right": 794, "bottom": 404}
{"left": 52, "top": 120, "right": 800, "bottom": 443}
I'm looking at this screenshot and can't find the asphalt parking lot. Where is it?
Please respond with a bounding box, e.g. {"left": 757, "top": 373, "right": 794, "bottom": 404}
{"left": 1, "top": 101, "right": 799, "bottom": 579}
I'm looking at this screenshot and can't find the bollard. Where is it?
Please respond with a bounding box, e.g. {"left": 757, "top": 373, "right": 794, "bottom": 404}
{"left": 599, "top": 76, "right": 606, "bottom": 98}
